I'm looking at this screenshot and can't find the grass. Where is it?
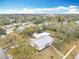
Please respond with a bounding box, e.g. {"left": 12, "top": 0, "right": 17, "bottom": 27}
{"left": 33, "top": 47, "right": 62, "bottom": 59}
{"left": 67, "top": 40, "right": 79, "bottom": 59}
{"left": 47, "top": 30, "right": 79, "bottom": 59}
{"left": 54, "top": 39, "right": 79, "bottom": 59}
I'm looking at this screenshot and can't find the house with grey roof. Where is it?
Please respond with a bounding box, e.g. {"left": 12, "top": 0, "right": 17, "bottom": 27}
{"left": 30, "top": 32, "right": 54, "bottom": 51}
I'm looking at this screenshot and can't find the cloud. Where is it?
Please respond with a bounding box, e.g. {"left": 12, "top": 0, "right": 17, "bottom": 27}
{"left": 65, "top": 5, "right": 79, "bottom": 14}
{"left": 0, "top": 5, "right": 79, "bottom": 14}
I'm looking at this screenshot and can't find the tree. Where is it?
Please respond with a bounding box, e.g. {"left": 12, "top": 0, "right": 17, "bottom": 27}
{"left": 34, "top": 25, "right": 44, "bottom": 33}
{"left": 53, "top": 38, "right": 62, "bottom": 50}
{"left": 5, "top": 33, "right": 36, "bottom": 59}
{"left": 22, "top": 27, "right": 35, "bottom": 36}
{"left": 0, "top": 27, "right": 6, "bottom": 35}
{"left": 72, "top": 26, "right": 79, "bottom": 39}
{"left": 33, "top": 16, "right": 47, "bottom": 24}
{"left": 7, "top": 44, "right": 36, "bottom": 59}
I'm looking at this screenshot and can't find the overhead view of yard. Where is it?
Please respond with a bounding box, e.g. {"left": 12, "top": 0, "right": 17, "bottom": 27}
{"left": 0, "top": 0, "right": 79, "bottom": 59}
{"left": 0, "top": 14, "right": 79, "bottom": 59}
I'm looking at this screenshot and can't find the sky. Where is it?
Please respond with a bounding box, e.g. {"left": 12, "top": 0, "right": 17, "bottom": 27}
{"left": 0, "top": 0, "right": 79, "bottom": 14}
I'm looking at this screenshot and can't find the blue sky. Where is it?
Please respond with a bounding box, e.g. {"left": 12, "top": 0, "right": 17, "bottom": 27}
{"left": 0, "top": 0, "right": 79, "bottom": 9}
{"left": 0, "top": 0, "right": 79, "bottom": 14}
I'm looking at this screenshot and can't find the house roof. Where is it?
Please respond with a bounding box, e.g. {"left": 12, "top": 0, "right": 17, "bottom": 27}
{"left": 74, "top": 53, "right": 79, "bottom": 59}
{"left": 34, "top": 36, "right": 54, "bottom": 48}
{"left": 75, "top": 21, "right": 79, "bottom": 25}
{"left": 0, "top": 48, "right": 8, "bottom": 59}
{"left": 33, "top": 32, "right": 50, "bottom": 38}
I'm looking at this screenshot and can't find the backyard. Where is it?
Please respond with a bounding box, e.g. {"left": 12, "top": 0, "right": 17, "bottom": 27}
{"left": 32, "top": 40, "right": 79, "bottom": 59}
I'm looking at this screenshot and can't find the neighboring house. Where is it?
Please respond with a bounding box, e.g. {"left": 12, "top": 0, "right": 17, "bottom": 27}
{"left": 2, "top": 22, "right": 34, "bottom": 33}
{"left": 75, "top": 21, "right": 79, "bottom": 25}
{"left": 0, "top": 35, "right": 6, "bottom": 39}
{"left": 30, "top": 32, "right": 54, "bottom": 51}
{"left": 16, "top": 26, "right": 26, "bottom": 32}
{"left": 74, "top": 53, "right": 79, "bottom": 59}
{"left": 16, "top": 22, "right": 34, "bottom": 32}
{"left": 0, "top": 48, "right": 12, "bottom": 59}
{"left": 9, "top": 19, "right": 15, "bottom": 23}
{"left": 6, "top": 29, "right": 13, "bottom": 35}
{"left": 2, "top": 24, "right": 15, "bottom": 35}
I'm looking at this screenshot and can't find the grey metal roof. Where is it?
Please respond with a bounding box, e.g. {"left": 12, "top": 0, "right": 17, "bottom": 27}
{"left": 74, "top": 53, "right": 79, "bottom": 59}
{"left": 0, "top": 48, "right": 9, "bottom": 59}
{"left": 34, "top": 36, "right": 54, "bottom": 48}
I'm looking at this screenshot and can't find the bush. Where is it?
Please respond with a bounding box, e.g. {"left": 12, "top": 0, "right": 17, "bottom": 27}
{"left": 53, "top": 38, "right": 62, "bottom": 50}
